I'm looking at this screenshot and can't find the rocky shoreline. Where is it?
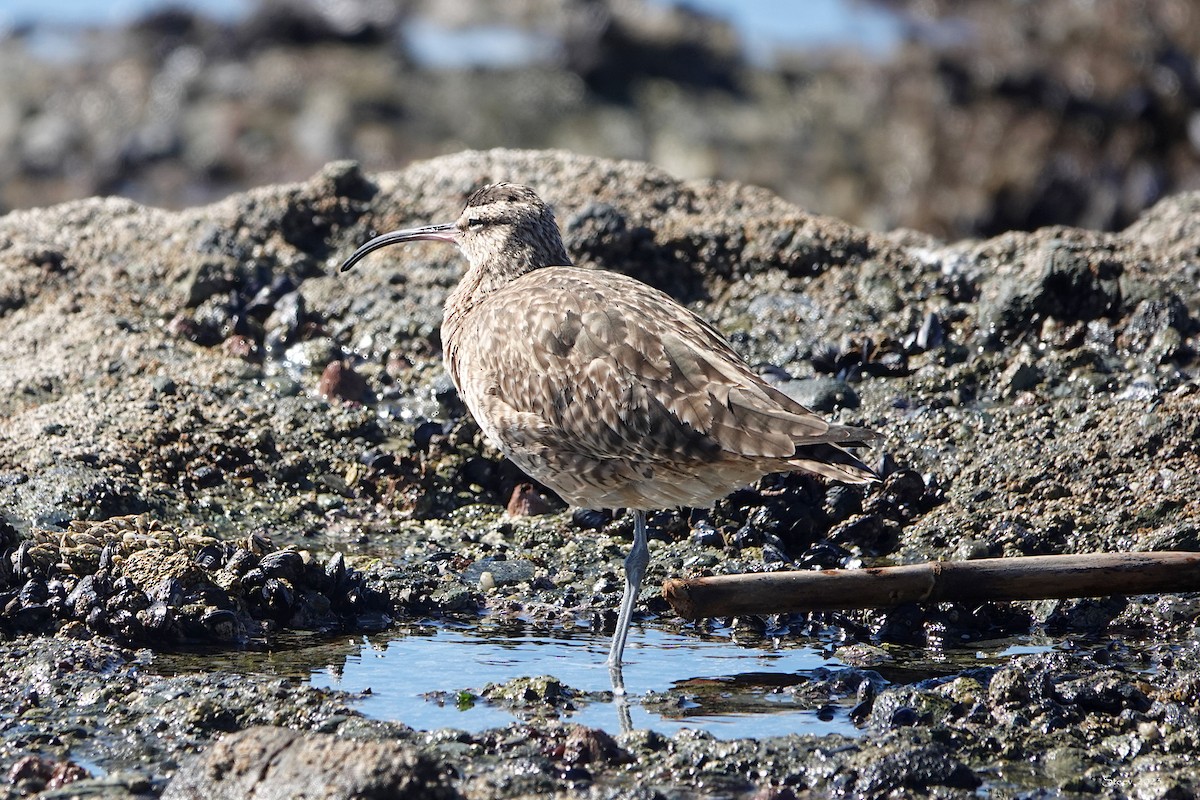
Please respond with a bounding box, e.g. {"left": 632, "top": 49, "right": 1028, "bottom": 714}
{"left": 2, "top": 149, "right": 1199, "bottom": 797}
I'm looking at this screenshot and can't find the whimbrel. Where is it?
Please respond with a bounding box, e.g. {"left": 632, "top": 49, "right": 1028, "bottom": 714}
{"left": 342, "top": 183, "right": 880, "bottom": 685}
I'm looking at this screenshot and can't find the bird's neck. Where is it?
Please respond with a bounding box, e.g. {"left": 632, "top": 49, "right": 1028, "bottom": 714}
{"left": 442, "top": 256, "right": 527, "bottom": 350}
{"left": 443, "top": 264, "right": 489, "bottom": 341}
{"left": 443, "top": 246, "right": 569, "bottom": 339}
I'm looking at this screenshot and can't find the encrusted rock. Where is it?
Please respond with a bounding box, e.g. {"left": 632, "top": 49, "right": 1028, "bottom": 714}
{"left": 163, "top": 726, "right": 460, "bottom": 800}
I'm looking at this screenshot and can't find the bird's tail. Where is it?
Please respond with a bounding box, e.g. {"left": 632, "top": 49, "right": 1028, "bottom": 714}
{"left": 788, "top": 440, "right": 880, "bottom": 484}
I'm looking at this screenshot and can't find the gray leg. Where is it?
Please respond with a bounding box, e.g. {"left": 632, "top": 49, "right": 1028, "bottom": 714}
{"left": 608, "top": 510, "right": 649, "bottom": 692}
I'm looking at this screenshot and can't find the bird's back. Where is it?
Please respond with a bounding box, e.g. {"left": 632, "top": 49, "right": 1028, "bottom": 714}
{"left": 445, "top": 266, "right": 877, "bottom": 510}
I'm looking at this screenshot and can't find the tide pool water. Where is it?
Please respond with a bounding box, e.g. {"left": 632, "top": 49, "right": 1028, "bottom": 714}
{"left": 309, "top": 622, "right": 862, "bottom": 739}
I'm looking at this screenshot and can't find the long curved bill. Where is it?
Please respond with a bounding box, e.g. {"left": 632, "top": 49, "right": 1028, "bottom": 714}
{"left": 340, "top": 222, "right": 461, "bottom": 272}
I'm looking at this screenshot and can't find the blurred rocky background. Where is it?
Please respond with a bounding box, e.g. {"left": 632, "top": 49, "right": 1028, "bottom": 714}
{"left": 2, "top": 0, "right": 1197, "bottom": 240}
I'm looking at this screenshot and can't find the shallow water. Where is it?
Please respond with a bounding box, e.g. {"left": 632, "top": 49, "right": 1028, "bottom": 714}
{"left": 309, "top": 622, "right": 859, "bottom": 739}
{"left": 147, "top": 619, "right": 1070, "bottom": 739}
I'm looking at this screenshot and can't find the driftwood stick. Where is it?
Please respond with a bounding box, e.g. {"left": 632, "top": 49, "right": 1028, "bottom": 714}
{"left": 661, "top": 551, "right": 1200, "bottom": 620}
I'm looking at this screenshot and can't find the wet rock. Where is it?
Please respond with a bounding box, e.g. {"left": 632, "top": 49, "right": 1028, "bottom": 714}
{"left": 505, "top": 482, "right": 555, "bottom": 516}
{"left": 263, "top": 290, "right": 306, "bottom": 356}
{"left": 979, "top": 240, "right": 1126, "bottom": 345}
{"left": 1120, "top": 296, "right": 1192, "bottom": 364}
{"left": 795, "top": 540, "right": 853, "bottom": 569}
{"left": 122, "top": 548, "right": 203, "bottom": 591}
{"left": 821, "top": 484, "right": 862, "bottom": 526}
{"left": 7, "top": 603, "right": 52, "bottom": 633}
{"left": 1143, "top": 522, "right": 1200, "bottom": 552}
{"left": 0, "top": 517, "right": 19, "bottom": 552}
{"left": 1034, "top": 597, "right": 1128, "bottom": 633}
{"left": 999, "top": 358, "right": 1044, "bottom": 397}
{"left": 774, "top": 376, "right": 860, "bottom": 412}
{"left": 1085, "top": 318, "right": 1118, "bottom": 356}
{"left": 259, "top": 549, "right": 305, "bottom": 582}
{"left": 1052, "top": 671, "right": 1151, "bottom": 715}
{"left": 849, "top": 680, "right": 877, "bottom": 724}
{"left": 163, "top": 726, "right": 460, "bottom": 800}
{"left": 428, "top": 584, "right": 478, "bottom": 613}
{"left": 137, "top": 601, "right": 173, "bottom": 634}
{"left": 481, "top": 675, "right": 577, "bottom": 714}
{"left": 283, "top": 338, "right": 340, "bottom": 376}
{"left": 855, "top": 742, "right": 981, "bottom": 793}
{"left": 6, "top": 755, "right": 90, "bottom": 794}
{"left": 323, "top": 552, "right": 347, "bottom": 588}
{"left": 0, "top": 466, "right": 143, "bottom": 534}
{"left": 559, "top": 725, "right": 631, "bottom": 767}
{"left": 811, "top": 337, "right": 910, "bottom": 379}
{"left": 0, "top": 515, "right": 388, "bottom": 643}
{"left": 18, "top": 577, "right": 48, "bottom": 606}
{"left": 563, "top": 202, "right": 651, "bottom": 271}
{"left": 571, "top": 508, "right": 612, "bottom": 530}
{"left": 461, "top": 558, "right": 535, "bottom": 588}
{"left": 359, "top": 447, "right": 395, "bottom": 471}
{"left": 914, "top": 311, "right": 945, "bottom": 352}
{"left": 826, "top": 514, "right": 898, "bottom": 557}
{"left": 689, "top": 519, "right": 724, "bottom": 548}
{"left": 162, "top": 309, "right": 215, "bottom": 344}
{"left": 197, "top": 608, "right": 243, "bottom": 643}
{"left": 863, "top": 469, "right": 931, "bottom": 523}
{"left": 62, "top": 573, "right": 97, "bottom": 613}
{"left": 318, "top": 360, "right": 369, "bottom": 402}
{"left": 179, "top": 260, "right": 236, "bottom": 309}
{"left": 193, "top": 544, "right": 224, "bottom": 571}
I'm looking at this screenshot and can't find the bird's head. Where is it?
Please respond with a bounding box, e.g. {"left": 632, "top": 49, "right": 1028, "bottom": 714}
{"left": 340, "top": 183, "right": 571, "bottom": 284}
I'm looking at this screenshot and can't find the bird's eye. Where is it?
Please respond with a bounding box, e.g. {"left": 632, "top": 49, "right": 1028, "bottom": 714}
{"left": 467, "top": 218, "right": 484, "bottom": 229}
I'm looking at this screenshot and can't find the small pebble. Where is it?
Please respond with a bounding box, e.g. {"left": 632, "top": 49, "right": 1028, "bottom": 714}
{"left": 506, "top": 483, "right": 554, "bottom": 516}
{"left": 318, "top": 360, "right": 368, "bottom": 402}
{"left": 478, "top": 571, "right": 496, "bottom": 591}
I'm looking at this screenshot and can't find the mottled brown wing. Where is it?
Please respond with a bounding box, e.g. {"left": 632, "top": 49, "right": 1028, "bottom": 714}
{"left": 454, "top": 266, "right": 870, "bottom": 465}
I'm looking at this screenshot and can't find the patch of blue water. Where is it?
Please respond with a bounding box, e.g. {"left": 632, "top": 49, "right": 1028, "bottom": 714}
{"left": 652, "top": 0, "right": 904, "bottom": 62}
{"left": 0, "top": 0, "right": 249, "bottom": 29}
{"left": 986, "top": 642, "right": 1054, "bottom": 659}
{"left": 309, "top": 623, "right": 861, "bottom": 739}
{"left": 2, "top": 1, "right": 905, "bottom": 66}
{"left": 401, "top": 20, "right": 560, "bottom": 70}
